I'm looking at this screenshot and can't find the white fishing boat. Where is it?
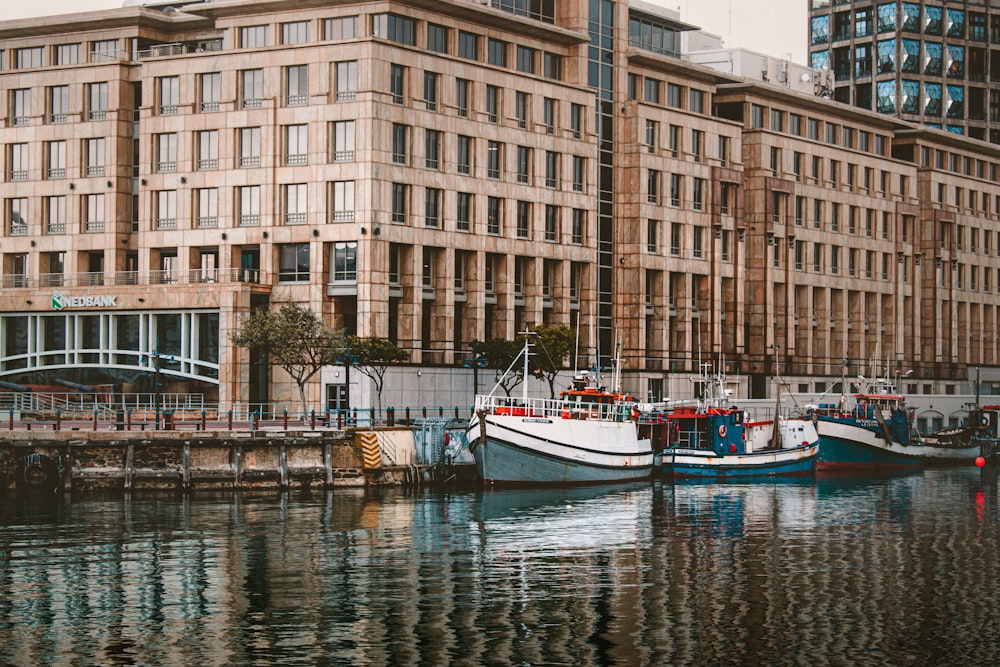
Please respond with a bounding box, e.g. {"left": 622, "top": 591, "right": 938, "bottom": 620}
{"left": 467, "top": 338, "right": 654, "bottom": 486}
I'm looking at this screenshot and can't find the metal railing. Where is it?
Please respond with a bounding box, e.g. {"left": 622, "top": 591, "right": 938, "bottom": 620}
{"left": 0, "top": 267, "right": 267, "bottom": 290}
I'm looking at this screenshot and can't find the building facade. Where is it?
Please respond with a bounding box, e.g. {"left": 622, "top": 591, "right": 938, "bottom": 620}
{"left": 808, "top": 0, "right": 1000, "bottom": 144}
{"left": 1, "top": 0, "right": 1000, "bottom": 414}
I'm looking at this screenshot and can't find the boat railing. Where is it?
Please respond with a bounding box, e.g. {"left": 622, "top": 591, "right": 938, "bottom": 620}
{"left": 474, "top": 394, "right": 632, "bottom": 422}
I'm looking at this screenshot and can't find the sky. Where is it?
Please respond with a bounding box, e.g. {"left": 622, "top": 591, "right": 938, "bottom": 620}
{"left": 0, "top": 0, "right": 808, "bottom": 65}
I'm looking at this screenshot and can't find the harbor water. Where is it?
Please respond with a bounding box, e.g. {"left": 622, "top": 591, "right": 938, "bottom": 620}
{"left": 3, "top": 468, "right": 1000, "bottom": 665}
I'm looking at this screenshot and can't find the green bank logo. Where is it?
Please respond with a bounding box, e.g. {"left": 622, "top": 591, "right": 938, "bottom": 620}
{"left": 50, "top": 294, "right": 118, "bottom": 310}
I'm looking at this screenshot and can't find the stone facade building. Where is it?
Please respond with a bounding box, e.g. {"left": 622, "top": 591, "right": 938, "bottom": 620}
{"left": 1, "top": 0, "right": 999, "bottom": 413}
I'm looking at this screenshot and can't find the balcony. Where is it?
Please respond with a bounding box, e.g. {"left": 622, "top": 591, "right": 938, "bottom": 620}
{"left": 0, "top": 267, "right": 266, "bottom": 291}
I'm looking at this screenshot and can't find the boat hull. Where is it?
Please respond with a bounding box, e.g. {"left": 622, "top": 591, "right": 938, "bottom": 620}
{"left": 467, "top": 413, "right": 653, "bottom": 485}
{"left": 663, "top": 443, "right": 818, "bottom": 478}
{"left": 815, "top": 417, "right": 922, "bottom": 469}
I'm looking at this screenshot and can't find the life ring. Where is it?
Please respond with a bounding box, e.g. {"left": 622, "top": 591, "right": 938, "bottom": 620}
{"left": 718, "top": 424, "right": 727, "bottom": 438}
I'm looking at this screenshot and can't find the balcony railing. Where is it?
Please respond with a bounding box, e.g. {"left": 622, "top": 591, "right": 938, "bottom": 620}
{"left": 0, "top": 268, "right": 267, "bottom": 290}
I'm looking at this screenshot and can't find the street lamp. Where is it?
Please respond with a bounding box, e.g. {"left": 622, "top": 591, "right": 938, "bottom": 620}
{"left": 140, "top": 346, "right": 176, "bottom": 429}
{"left": 463, "top": 353, "right": 488, "bottom": 401}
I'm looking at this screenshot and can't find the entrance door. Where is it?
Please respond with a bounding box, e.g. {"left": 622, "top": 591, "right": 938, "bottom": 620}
{"left": 327, "top": 384, "right": 349, "bottom": 412}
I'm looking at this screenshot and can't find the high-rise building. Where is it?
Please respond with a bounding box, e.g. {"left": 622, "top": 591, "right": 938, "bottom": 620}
{"left": 1, "top": 0, "right": 1000, "bottom": 418}
{"left": 808, "top": 0, "right": 1000, "bottom": 144}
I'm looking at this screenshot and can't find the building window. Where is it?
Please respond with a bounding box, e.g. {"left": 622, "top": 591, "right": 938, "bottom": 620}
{"left": 8, "top": 198, "right": 28, "bottom": 234}
{"left": 487, "top": 141, "right": 502, "bottom": 179}
{"left": 197, "top": 130, "right": 218, "bottom": 170}
{"left": 544, "top": 52, "right": 562, "bottom": 80}
{"left": 392, "top": 123, "right": 408, "bottom": 164}
{"left": 158, "top": 76, "right": 179, "bottom": 115}
{"left": 238, "top": 185, "right": 261, "bottom": 226}
{"left": 487, "top": 196, "right": 501, "bottom": 235}
{"left": 156, "top": 133, "right": 177, "bottom": 173}
{"left": 46, "top": 141, "right": 66, "bottom": 179}
{"left": 281, "top": 21, "right": 310, "bottom": 45}
{"left": 424, "top": 187, "right": 442, "bottom": 227}
{"left": 693, "top": 178, "right": 704, "bottom": 211}
{"left": 645, "top": 119, "right": 658, "bottom": 153}
{"left": 427, "top": 23, "right": 448, "bottom": 54}
{"left": 457, "top": 135, "right": 472, "bottom": 175}
{"left": 85, "top": 138, "right": 105, "bottom": 176}
{"left": 516, "top": 201, "right": 531, "bottom": 238}
{"left": 50, "top": 43, "right": 77, "bottom": 65}
{"left": 196, "top": 188, "right": 218, "bottom": 228}
{"left": 200, "top": 72, "right": 220, "bottom": 112}
{"left": 285, "top": 183, "right": 307, "bottom": 224}
{"left": 543, "top": 97, "right": 556, "bottom": 134}
{"left": 692, "top": 130, "right": 704, "bottom": 162}
{"left": 545, "top": 205, "right": 559, "bottom": 242}
{"left": 667, "top": 83, "right": 682, "bottom": 108}
{"left": 458, "top": 31, "right": 478, "bottom": 60}
{"left": 332, "top": 242, "right": 358, "bottom": 281}
{"left": 10, "top": 89, "right": 30, "bottom": 126}
{"left": 515, "top": 91, "right": 528, "bottom": 129}
{"left": 335, "top": 61, "right": 358, "bottom": 101}
{"left": 572, "top": 209, "right": 585, "bottom": 245}
{"left": 647, "top": 170, "right": 660, "bottom": 204}
{"left": 286, "top": 65, "right": 308, "bottom": 106}
{"left": 323, "top": 16, "right": 358, "bottom": 40}
{"left": 693, "top": 227, "right": 704, "bottom": 258}
{"left": 240, "top": 25, "right": 268, "bottom": 48}
{"left": 570, "top": 103, "right": 583, "bottom": 139}
{"left": 572, "top": 156, "right": 585, "bottom": 192}
{"left": 516, "top": 45, "right": 535, "bottom": 74}
{"left": 645, "top": 78, "right": 661, "bottom": 104}
{"left": 456, "top": 192, "right": 473, "bottom": 232}
{"left": 285, "top": 124, "right": 308, "bottom": 165}
{"left": 87, "top": 82, "right": 108, "bottom": 120}
{"left": 332, "top": 121, "right": 355, "bottom": 161}
{"left": 241, "top": 69, "right": 263, "bottom": 108}
{"left": 670, "top": 222, "right": 681, "bottom": 255}
{"left": 331, "top": 181, "right": 355, "bottom": 222}
{"left": 488, "top": 38, "right": 507, "bottom": 67}
{"left": 83, "top": 194, "right": 104, "bottom": 233}
{"left": 423, "top": 72, "right": 438, "bottom": 111}
{"left": 670, "top": 174, "right": 681, "bottom": 207}
{"left": 516, "top": 146, "right": 531, "bottom": 183}
{"left": 390, "top": 64, "right": 405, "bottom": 104}
{"left": 391, "top": 183, "right": 408, "bottom": 224}
{"left": 239, "top": 127, "right": 262, "bottom": 168}
{"left": 689, "top": 89, "right": 705, "bottom": 114}
{"left": 545, "top": 151, "right": 559, "bottom": 188}
{"left": 46, "top": 196, "right": 66, "bottom": 234}
{"left": 456, "top": 78, "right": 470, "bottom": 117}
{"left": 48, "top": 86, "right": 69, "bottom": 123}
{"left": 486, "top": 85, "right": 500, "bottom": 123}
{"left": 279, "top": 243, "right": 310, "bottom": 282}
{"left": 372, "top": 13, "right": 416, "bottom": 45}
{"left": 668, "top": 125, "right": 680, "bottom": 157}
{"left": 156, "top": 190, "right": 177, "bottom": 230}
{"left": 15, "top": 46, "right": 43, "bottom": 69}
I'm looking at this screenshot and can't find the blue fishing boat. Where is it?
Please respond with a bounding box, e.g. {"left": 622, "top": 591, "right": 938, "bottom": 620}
{"left": 811, "top": 373, "right": 923, "bottom": 470}
{"left": 648, "top": 367, "right": 819, "bottom": 478}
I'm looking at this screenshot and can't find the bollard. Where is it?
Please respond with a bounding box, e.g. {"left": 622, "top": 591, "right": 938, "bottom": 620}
{"left": 227, "top": 409, "right": 233, "bottom": 430}
{"left": 56, "top": 410, "right": 61, "bottom": 431}
{"left": 405, "top": 407, "right": 411, "bottom": 422}
{"left": 8, "top": 409, "right": 12, "bottom": 430}
{"left": 422, "top": 406, "right": 427, "bottom": 419}
{"left": 337, "top": 410, "right": 343, "bottom": 429}
{"left": 283, "top": 408, "right": 288, "bottom": 429}
{"left": 310, "top": 409, "right": 316, "bottom": 429}
{"left": 93, "top": 408, "right": 98, "bottom": 431}
{"left": 352, "top": 409, "right": 357, "bottom": 426}
{"left": 439, "top": 406, "right": 444, "bottom": 418}
{"left": 201, "top": 409, "right": 206, "bottom": 431}
{"left": 251, "top": 411, "right": 259, "bottom": 431}
{"left": 454, "top": 406, "right": 460, "bottom": 419}
{"left": 127, "top": 409, "right": 133, "bottom": 431}
{"left": 387, "top": 407, "right": 395, "bottom": 427}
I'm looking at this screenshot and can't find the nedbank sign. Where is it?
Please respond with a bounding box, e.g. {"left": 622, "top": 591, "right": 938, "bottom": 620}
{"left": 50, "top": 294, "right": 118, "bottom": 310}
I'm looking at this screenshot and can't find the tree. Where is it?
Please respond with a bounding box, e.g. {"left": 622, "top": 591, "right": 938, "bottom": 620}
{"left": 345, "top": 336, "right": 409, "bottom": 414}
{"left": 473, "top": 337, "right": 524, "bottom": 397}
{"left": 524, "top": 324, "right": 576, "bottom": 398}
{"left": 231, "top": 303, "right": 342, "bottom": 415}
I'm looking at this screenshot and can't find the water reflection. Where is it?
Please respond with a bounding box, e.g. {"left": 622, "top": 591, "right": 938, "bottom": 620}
{"left": 1, "top": 471, "right": 999, "bottom": 665}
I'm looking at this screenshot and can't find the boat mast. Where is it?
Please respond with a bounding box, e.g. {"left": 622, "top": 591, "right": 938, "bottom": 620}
{"left": 521, "top": 330, "right": 532, "bottom": 403}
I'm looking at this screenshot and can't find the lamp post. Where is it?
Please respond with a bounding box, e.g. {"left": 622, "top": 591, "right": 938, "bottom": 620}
{"left": 140, "top": 346, "right": 176, "bottom": 430}
{"left": 463, "top": 353, "right": 488, "bottom": 404}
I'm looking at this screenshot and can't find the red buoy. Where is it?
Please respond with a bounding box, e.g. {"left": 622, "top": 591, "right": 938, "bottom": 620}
{"left": 975, "top": 456, "right": 986, "bottom": 468}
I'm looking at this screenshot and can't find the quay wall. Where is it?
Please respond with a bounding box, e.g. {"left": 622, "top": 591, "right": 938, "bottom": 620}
{"left": 0, "top": 429, "right": 428, "bottom": 493}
